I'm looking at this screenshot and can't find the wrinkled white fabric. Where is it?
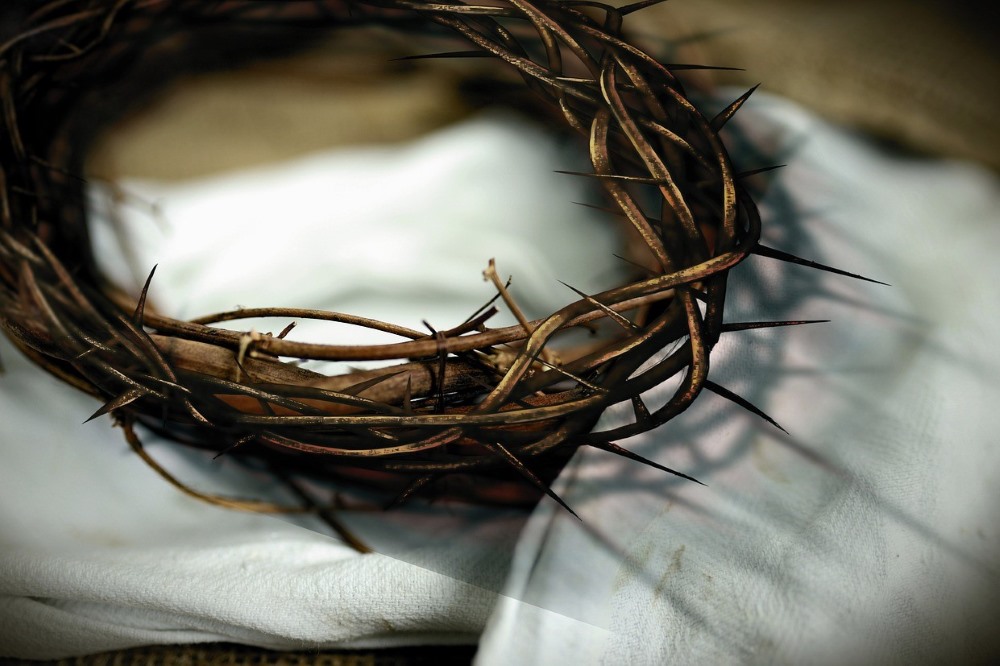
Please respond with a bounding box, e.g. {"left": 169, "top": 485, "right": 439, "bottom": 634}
{"left": 0, "top": 113, "right": 620, "bottom": 658}
{"left": 476, "top": 95, "right": 1000, "bottom": 665}
{"left": 1, "top": 97, "right": 998, "bottom": 663}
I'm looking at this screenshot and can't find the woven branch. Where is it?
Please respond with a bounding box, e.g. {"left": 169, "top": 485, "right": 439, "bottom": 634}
{"left": 0, "top": 0, "right": 762, "bottom": 505}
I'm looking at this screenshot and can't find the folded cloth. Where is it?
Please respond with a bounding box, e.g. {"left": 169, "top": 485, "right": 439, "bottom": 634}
{"left": 0, "top": 113, "right": 622, "bottom": 659}
{"left": 475, "top": 93, "right": 1000, "bottom": 665}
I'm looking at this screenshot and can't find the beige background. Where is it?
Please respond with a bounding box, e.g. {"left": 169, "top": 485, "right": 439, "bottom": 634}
{"left": 87, "top": 1, "right": 999, "bottom": 181}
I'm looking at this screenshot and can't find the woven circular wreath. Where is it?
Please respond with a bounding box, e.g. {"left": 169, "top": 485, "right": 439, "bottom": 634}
{"left": 0, "top": 0, "right": 768, "bottom": 510}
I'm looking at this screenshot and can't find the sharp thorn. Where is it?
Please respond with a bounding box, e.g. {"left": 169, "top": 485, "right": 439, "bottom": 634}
{"left": 613, "top": 253, "right": 658, "bottom": 277}
{"left": 588, "top": 440, "right": 705, "bottom": 486}
{"left": 447, "top": 306, "right": 497, "bottom": 336}
{"left": 618, "top": 0, "right": 671, "bottom": 16}
{"left": 528, "top": 351, "right": 606, "bottom": 393}
{"left": 664, "top": 63, "right": 745, "bottom": 72}
{"left": 559, "top": 280, "right": 638, "bottom": 331}
{"left": 85, "top": 388, "right": 149, "bottom": 423}
{"left": 573, "top": 201, "right": 660, "bottom": 226}
{"left": 710, "top": 84, "right": 759, "bottom": 132}
{"left": 133, "top": 264, "right": 157, "bottom": 326}
{"left": 483, "top": 441, "right": 580, "bottom": 519}
{"left": 632, "top": 395, "right": 651, "bottom": 423}
{"left": 555, "top": 170, "right": 665, "bottom": 184}
{"left": 704, "top": 379, "right": 788, "bottom": 434}
{"left": 403, "top": 376, "right": 413, "bottom": 414}
{"left": 736, "top": 164, "right": 786, "bottom": 179}
{"left": 690, "top": 287, "right": 711, "bottom": 301}
{"left": 753, "top": 244, "right": 890, "bottom": 285}
{"left": 213, "top": 433, "right": 255, "bottom": 460}
{"left": 341, "top": 370, "right": 407, "bottom": 396}
{"left": 573, "top": 200, "right": 620, "bottom": 215}
{"left": 385, "top": 474, "right": 436, "bottom": 508}
{"left": 721, "top": 319, "right": 829, "bottom": 332}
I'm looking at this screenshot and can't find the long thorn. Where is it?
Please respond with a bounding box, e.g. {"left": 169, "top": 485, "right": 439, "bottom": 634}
{"left": 721, "top": 319, "right": 829, "bottom": 332}
{"left": 710, "top": 84, "right": 759, "bottom": 132}
{"left": 704, "top": 380, "right": 788, "bottom": 434}
{"left": 617, "top": 0, "right": 671, "bottom": 16}
{"left": 664, "top": 63, "right": 744, "bottom": 72}
{"left": 588, "top": 440, "right": 705, "bottom": 486}
{"left": 385, "top": 474, "right": 436, "bottom": 509}
{"left": 556, "top": 170, "right": 665, "bottom": 184}
{"left": 632, "top": 395, "right": 651, "bottom": 423}
{"left": 559, "top": 280, "right": 639, "bottom": 331}
{"left": 736, "top": 164, "right": 785, "bottom": 179}
{"left": 753, "top": 244, "right": 890, "bottom": 285}
{"left": 482, "top": 441, "right": 580, "bottom": 520}
{"left": 85, "top": 387, "right": 150, "bottom": 423}
{"left": 213, "top": 433, "right": 255, "bottom": 460}
{"left": 133, "top": 264, "right": 157, "bottom": 326}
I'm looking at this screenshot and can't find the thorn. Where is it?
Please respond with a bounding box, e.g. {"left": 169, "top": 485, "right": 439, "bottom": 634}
{"left": 528, "top": 351, "right": 606, "bottom": 394}
{"left": 133, "top": 264, "right": 157, "bottom": 326}
{"left": 573, "top": 200, "right": 620, "bottom": 215}
{"left": 632, "top": 395, "right": 651, "bottom": 423}
{"left": 254, "top": 397, "right": 275, "bottom": 416}
{"left": 555, "top": 170, "right": 665, "bottom": 184}
{"left": 703, "top": 380, "right": 788, "bottom": 434}
{"left": 588, "top": 440, "right": 706, "bottom": 486}
{"left": 559, "top": 280, "right": 638, "bottom": 331}
{"left": 710, "top": 84, "right": 759, "bottom": 132}
{"left": 342, "top": 370, "right": 407, "bottom": 396}
{"left": 385, "top": 474, "right": 436, "bottom": 508}
{"left": 612, "top": 253, "right": 657, "bottom": 277}
{"left": 617, "top": 0, "right": 671, "bottom": 16}
{"left": 403, "top": 376, "right": 414, "bottom": 414}
{"left": 276, "top": 322, "right": 296, "bottom": 339}
{"left": 482, "top": 441, "right": 580, "bottom": 520}
{"left": 752, "top": 244, "right": 890, "bottom": 285}
{"left": 213, "top": 433, "right": 255, "bottom": 459}
{"left": 721, "top": 319, "right": 829, "bottom": 332}
{"left": 736, "top": 164, "right": 786, "bottom": 179}
{"left": 436, "top": 338, "right": 447, "bottom": 412}
{"left": 573, "top": 201, "right": 661, "bottom": 227}
{"left": 664, "top": 63, "right": 745, "bottom": 72}
{"left": 85, "top": 388, "right": 149, "bottom": 423}
{"left": 422, "top": 322, "right": 447, "bottom": 413}
{"left": 391, "top": 50, "right": 493, "bottom": 61}
{"left": 689, "top": 287, "right": 711, "bottom": 302}
{"left": 446, "top": 306, "right": 497, "bottom": 336}
{"left": 461, "top": 273, "right": 512, "bottom": 328}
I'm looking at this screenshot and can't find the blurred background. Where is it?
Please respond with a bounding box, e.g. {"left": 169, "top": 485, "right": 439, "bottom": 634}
{"left": 59, "top": 0, "right": 997, "bottom": 179}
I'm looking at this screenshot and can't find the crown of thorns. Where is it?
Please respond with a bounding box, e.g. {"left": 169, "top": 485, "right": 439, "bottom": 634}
{"left": 0, "top": 0, "right": 862, "bottom": 517}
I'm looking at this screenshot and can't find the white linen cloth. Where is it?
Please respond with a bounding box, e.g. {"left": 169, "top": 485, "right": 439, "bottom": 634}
{"left": 477, "top": 96, "right": 1000, "bottom": 664}
{"left": 1, "top": 96, "right": 998, "bottom": 662}
{"left": 0, "top": 114, "right": 620, "bottom": 658}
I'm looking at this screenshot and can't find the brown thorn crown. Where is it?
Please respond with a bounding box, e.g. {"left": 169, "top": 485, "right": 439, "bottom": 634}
{"left": 0, "top": 0, "right": 767, "bottom": 507}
